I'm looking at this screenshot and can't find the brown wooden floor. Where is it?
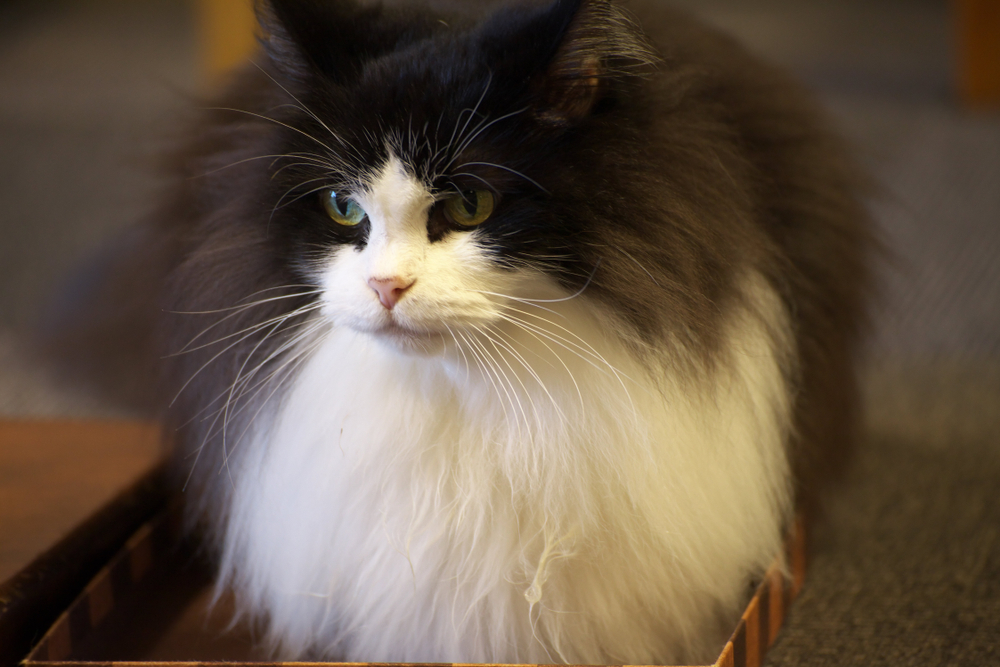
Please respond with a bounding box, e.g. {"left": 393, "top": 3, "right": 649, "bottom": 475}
{"left": 0, "top": 421, "right": 161, "bottom": 583}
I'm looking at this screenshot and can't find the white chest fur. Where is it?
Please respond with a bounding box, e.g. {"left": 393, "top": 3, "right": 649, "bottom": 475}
{"left": 218, "top": 272, "right": 794, "bottom": 665}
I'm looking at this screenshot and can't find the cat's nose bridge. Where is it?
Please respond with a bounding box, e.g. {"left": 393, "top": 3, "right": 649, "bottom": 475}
{"left": 364, "top": 229, "right": 423, "bottom": 277}
{"left": 362, "top": 231, "right": 423, "bottom": 310}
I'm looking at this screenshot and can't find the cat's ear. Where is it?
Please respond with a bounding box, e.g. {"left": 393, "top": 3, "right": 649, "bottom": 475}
{"left": 530, "top": 0, "right": 655, "bottom": 126}
{"left": 255, "top": 0, "right": 310, "bottom": 81}
{"left": 256, "top": 0, "right": 429, "bottom": 84}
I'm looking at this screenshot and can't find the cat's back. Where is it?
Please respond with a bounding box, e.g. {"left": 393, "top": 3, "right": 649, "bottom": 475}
{"left": 627, "top": 0, "right": 873, "bottom": 509}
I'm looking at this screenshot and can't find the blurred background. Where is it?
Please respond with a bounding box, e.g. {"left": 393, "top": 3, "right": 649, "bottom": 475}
{"left": 0, "top": 0, "right": 998, "bottom": 664}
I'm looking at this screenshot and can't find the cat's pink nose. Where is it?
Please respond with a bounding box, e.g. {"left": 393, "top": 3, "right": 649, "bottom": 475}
{"left": 368, "top": 276, "right": 414, "bottom": 310}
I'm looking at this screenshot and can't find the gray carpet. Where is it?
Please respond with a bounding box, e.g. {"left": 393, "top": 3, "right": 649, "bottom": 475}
{"left": 1, "top": 0, "right": 998, "bottom": 664}
{"left": 769, "top": 363, "right": 1000, "bottom": 665}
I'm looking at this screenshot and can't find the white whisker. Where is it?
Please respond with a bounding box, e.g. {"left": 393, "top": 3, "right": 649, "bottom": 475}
{"left": 250, "top": 61, "right": 359, "bottom": 157}
{"left": 472, "top": 260, "right": 602, "bottom": 305}
{"left": 182, "top": 318, "right": 324, "bottom": 491}
{"left": 194, "top": 153, "right": 338, "bottom": 179}
{"left": 227, "top": 323, "right": 329, "bottom": 457}
{"left": 175, "top": 316, "right": 323, "bottom": 431}
{"left": 453, "top": 161, "right": 548, "bottom": 193}
{"left": 168, "top": 287, "right": 321, "bottom": 315}
{"left": 217, "top": 313, "right": 293, "bottom": 482}
{"left": 206, "top": 106, "right": 337, "bottom": 155}
{"left": 170, "top": 300, "right": 322, "bottom": 356}
{"left": 443, "top": 323, "right": 472, "bottom": 384}
{"left": 436, "top": 73, "right": 492, "bottom": 176}
{"left": 495, "top": 317, "right": 586, "bottom": 416}
{"left": 484, "top": 323, "right": 567, "bottom": 426}
{"left": 457, "top": 329, "right": 513, "bottom": 432}
{"left": 444, "top": 106, "right": 529, "bottom": 173}
{"left": 471, "top": 323, "right": 536, "bottom": 439}
{"left": 169, "top": 301, "right": 321, "bottom": 407}
{"left": 496, "top": 311, "right": 637, "bottom": 422}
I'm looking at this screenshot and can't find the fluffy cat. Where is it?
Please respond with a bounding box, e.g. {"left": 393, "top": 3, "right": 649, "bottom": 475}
{"left": 49, "top": 0, "right": 871, "bottom": 662}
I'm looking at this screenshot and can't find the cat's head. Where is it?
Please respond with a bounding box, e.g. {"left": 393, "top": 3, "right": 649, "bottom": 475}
{"left": 241, "top": 0, "right": 655, "bottom": 353}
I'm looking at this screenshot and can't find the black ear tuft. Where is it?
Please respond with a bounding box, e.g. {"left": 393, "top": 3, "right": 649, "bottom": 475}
{"left": 256, "top": 0, "right": 438, "bottom": 85}
{"left": 532, "top": 0, "right": 656, "bottom": 126}
{"left": 255, "top": 0, "right": 310, "bottom": 81}
{"left": 256, "top": 0, "right": 382, "bottom": 84}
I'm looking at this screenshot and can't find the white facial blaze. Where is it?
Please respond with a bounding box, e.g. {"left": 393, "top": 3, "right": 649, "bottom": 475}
{"left": 355, "top": 155, "right": 433, "bottom": 284}
{"left": 318, "top": 152, "right": 509, "bottom": 341}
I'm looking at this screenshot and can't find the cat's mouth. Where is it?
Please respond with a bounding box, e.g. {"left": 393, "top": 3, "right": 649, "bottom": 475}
{"left": 372, "top": 320, "right": 445, "bottom": 352}
{"left": 379, "top": 321, "right": 433, "bottom": 337}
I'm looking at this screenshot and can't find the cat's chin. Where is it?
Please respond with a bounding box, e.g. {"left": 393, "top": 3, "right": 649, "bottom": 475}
{"left": 369, "top": 323, "right": 446, "bottom": 356}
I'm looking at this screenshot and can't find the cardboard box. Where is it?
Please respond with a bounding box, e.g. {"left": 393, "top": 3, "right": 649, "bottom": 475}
{"left": 12, "top": 463, "right": 806, "bottom": 667}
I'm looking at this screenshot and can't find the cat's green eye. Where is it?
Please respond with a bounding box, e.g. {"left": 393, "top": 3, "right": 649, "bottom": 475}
{"left": 323, "top": 189, "right": 366, "bottom": 226}
{"left": 443, "top": 189, "right": 495, "bottom": 227}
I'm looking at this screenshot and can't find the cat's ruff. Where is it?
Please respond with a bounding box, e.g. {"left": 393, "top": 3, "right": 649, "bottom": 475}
{"left": 220, "top": 217, "right": 794, "bottom": 662}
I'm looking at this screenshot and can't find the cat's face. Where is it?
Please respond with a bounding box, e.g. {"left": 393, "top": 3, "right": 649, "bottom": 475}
{"left": 271, "top": 66, "right": 570, "bottom": 355}
{"left": 316, "top": 153, "right": 527, "bottom": 353}
{"left": 248, "top": 0, "right": 653, "bottom": 354}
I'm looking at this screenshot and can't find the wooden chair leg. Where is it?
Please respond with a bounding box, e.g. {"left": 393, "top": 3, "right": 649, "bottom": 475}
{"left": 956, "top": 0, "right": 1000, "bottom": 107}
{"left": 195, "top": 0, "right": 258, "bottom": 80}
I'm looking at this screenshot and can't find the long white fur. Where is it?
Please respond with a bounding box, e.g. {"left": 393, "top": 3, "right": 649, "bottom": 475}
{"left": 218, "top": 156, "right": 795, "bottom": 664}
